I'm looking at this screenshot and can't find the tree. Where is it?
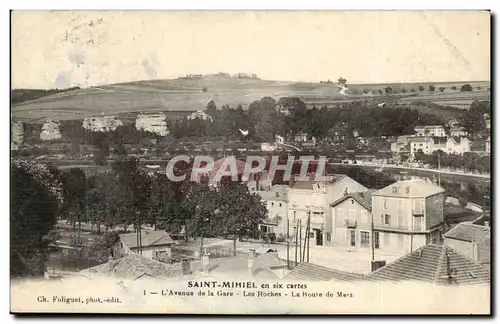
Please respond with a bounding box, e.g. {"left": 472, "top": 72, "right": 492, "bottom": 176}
{"left": 461, "top": 84, "right": 473, "bottom": 92}
{"left": 429, "top": 85, "right": 435, "bottom": 92}
{"left": 215, "top": 182, "right": 267, "bottom": 255}
{"left": 418, "top": 85, "right": 425, "bottom": 92}
{"left": 206, "top": 100, "right": 217, "bottom": 117}
{"left": 384, "top": 86, "right": 393, "bottom": 95}
{"left": 451, "top": 86, "right": 457, "bottom": 90}
{"left": 401, "top": 88, "right": 407, "bottom": 93}
{"left": 202, "top": 87, "right": 208, "bottom": 92}
{"left": 439, "top": 87, "right": 445, "bottom": 92}
{"left": 11, "top": 160, "right": 62, "bottom": 277}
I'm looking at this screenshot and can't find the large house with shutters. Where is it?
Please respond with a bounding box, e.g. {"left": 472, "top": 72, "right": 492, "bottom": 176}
{"left": 288, "top": 174, "right": 368, "bottom": 247}
{"left": 370, "top": 179, "right": 446, "bottom": 257}
{"left": 330, "top": 190, "right": 377, "bottom": 250}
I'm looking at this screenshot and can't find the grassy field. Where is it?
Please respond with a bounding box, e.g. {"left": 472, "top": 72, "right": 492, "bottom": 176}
{"left": 11, "top": 77, "right": 490, "bottom": 122}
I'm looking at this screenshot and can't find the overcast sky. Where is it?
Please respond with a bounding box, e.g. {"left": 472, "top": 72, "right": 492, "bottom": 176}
{"left": 11, "top": 11, "right": 490, "bottom": 89}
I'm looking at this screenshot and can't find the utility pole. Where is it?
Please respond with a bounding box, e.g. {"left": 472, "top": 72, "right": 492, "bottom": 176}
{"left": 286, "top": 218, "right": 290, "bottom": 269}
{"left": 306, "top": 212, "right": 311, "bottom": 263}
{"left": 294, "top": 221, "right": 298, "bottom": 267}
{"left": 438, "top": 150, "right": 441, "bottom": 187}
{"left": 302, "top": 212, "right": 310, "bottom": 263}
{"left": 298, "top": 219, "right": 302, "bottom": 263}
{"left": 371, "top": 211, "right": 375, "bottom": 262}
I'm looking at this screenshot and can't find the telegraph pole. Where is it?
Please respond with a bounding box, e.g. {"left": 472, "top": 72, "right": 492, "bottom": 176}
{"left": 438, "top": 151, "right": 441, "bottom": 187}
{"left": 302, "top": 212, "right": 310, "bottom": 263}
{"left": 298, "top": 219, "right": 302, "bottom": 263}
{"left": 286, "top": 218, "right": 290, "bottom": 269}
{"left": 371, "top": 211, "right": 375, "bottom": 262}
{"left": 307, "top": 211, "right": 311, "bottom": 263}
{"left": 294, "top": 221, "right": 298, "bottom": 267}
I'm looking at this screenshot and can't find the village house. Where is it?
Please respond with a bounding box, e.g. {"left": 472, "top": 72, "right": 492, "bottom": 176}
{"left": 409, "top": 137, "right": 434, "bottom": 158}
{"left": 390, "top": 135, "right": 412, "bottom": 153}
{"left": 443, "top": 215, "right": 490, "bottom": 266}
{"left": 330, "top": 190, "right": 376, "bottom": 250}
{"left": 328, "top": 126, "right": 349, "bottom": 144}
{"left": 256, "top": 185, "right": 290, "bottom": 237}
{"left": 370, "top": 179, "right": 446, "bottom": 257}
{"left": 409, "top": 136, "right": 470, "bottom": 159}
{"left": 288, "top": 174, "right": 368, "bottom": 247}
{"left": 116, "top": 230, "right": 175, "bottom": 260}
{"left": 414, "top": 125, "right": 446, "bottom": 137}
{"left": 294, "top": 131, "right": 308, "bottom": 143}
{"left": 450, "top": 126, "right": 467, "bottom": 137}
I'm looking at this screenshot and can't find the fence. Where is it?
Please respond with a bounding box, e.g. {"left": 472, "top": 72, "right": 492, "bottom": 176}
{"left": 172, "top": 245, "right": 251, "bottom": 259}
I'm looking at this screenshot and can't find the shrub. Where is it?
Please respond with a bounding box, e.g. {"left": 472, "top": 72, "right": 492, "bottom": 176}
{"left": 202, "top": 87, "right": 208, "bottom": 92}
{"left": 461, "top": 84, "right": 473, "bottom": 92}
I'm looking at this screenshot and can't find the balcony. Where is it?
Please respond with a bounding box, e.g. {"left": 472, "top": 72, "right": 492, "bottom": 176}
{"left": 345, "top": 219, "right": 357, "bottom": 228}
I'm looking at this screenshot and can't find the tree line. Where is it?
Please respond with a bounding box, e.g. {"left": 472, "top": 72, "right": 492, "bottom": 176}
{"left": 10, "top": 158, "right": 267, "bottom": 277}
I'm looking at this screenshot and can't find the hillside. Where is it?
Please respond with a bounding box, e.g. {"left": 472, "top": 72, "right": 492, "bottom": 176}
{"left": 11, "top": 76, "right": 490, "bottom": 122}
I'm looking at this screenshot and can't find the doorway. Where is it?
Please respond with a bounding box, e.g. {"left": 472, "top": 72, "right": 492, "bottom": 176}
{"left": 315, "top": 229, "right": 323, "bottom": 246}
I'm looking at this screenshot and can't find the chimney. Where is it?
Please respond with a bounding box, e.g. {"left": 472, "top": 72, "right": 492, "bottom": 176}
{"left": 202, "top": 252, "right": 210, "bottom": 274}
{"left": 248, "top": 249, "right": 256, "bottom": 276}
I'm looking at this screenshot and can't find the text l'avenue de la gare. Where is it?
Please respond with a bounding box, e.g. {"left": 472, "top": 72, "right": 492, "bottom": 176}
{"left": 141, "top": 280, "right": 356, "bottom": 299}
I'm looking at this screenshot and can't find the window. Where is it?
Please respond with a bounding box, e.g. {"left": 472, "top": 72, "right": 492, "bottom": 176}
{"left": 337, "top": 208, "right": 344, "bottom": 222}
{"left": 271, "top": 202, "right": 274, "bottom": 206}
{"left": 309, "top": 232, "right": 314, "bottom": 238}
{"left": 397, "top": 213, "right": 404, "bottom": 228}
{"left": 350, "top": 230, "right": 356, "bottom": 247}
{"left": 279, "top": 203, "right": 282, "bottom": 207}
{"left": 384, "top": 198, "right": 388, "bottom": 209}
{"left": 374, "top": 232, "right": 380, "bottom": 249}
{"left": 326, "top": 233, "right": 332, "bottom": 242}
{"left": 293, "top": 211, "right": 296, "bottom": 222}
{"left": 351, "top": 199, "right": 355, "bottom": 204}
{"left": 349, "top": 209, "right": 355, "bottom": 221}
{"left": 360, "top": 231, "right": 370, "bottom": 248}
{"left": 414, "top": 216, "right": 423, "bottom": 231}
{"left": 414, "top": 199, "right": 423, "bottom": 215}
{"left": 381, "top": 214, "right": 391, "bottom": 226}
{"left": 361, "top": 210, "right": 369, "bottom": 224}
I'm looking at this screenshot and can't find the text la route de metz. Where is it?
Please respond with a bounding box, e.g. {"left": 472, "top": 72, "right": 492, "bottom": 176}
{"left": 143, "top": 280, "right": 355, "bottom": 299}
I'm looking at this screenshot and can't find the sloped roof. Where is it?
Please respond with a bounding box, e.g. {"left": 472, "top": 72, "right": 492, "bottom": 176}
{"left": 80, "top": 254, "right": 181, "bottom": 280}
{"left": 372, "top": 179, "right": 445, "bottom": 198}
{"left": 330, "top": 190, "right": 376, "bottom": 211}
{"left": 290, "top": 174, "right": 346, "bottom": 190}
{"left": 410, "top": 136, "right": 433, "bottom": 143}
{"left": 282, "top": 263, "right": 363, "bottom": 282}
{"left": 256, "top": 186, "right": 289, "bottom": 202}
{"left": 444, "top": 223, "right": 490, "bottom": 243}
{"left": 119, "top": 230, "right": 174, "bottom": 249}
{"left": 366, "top": 245, "right": 490, "bottom": 285}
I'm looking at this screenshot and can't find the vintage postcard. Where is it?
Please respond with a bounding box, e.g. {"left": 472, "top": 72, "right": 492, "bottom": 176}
{"left": 10, "top": 10, "right": 491, "bottom": 314}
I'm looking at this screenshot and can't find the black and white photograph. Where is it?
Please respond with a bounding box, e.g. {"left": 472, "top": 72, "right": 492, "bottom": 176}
{"left": 9, "top": 10, "right": 491, "bottom": 314}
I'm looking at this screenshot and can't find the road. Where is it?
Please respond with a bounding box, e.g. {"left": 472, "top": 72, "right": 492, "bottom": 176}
{"left": 202, "top": 239, "right": 401, "bottom": 274}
